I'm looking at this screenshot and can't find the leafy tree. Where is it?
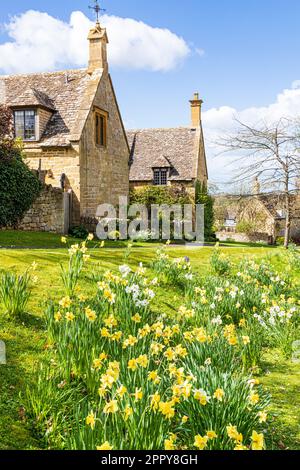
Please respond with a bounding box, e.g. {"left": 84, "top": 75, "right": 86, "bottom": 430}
{"left": 195, "top": 180, "right": 215, "bottom": 240}
{"left": 0, "top": 105, "right": 41, "bottom": 227}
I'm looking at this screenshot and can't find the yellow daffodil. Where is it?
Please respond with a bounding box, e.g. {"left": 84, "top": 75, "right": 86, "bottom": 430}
{"left": 117, "top": 385, "right": 127, "bottom": 398}
{"left": 85, "top": 307, "right": 97, "bottom": 322}
{"left": 103, "top": 400, "right": 119, "bottom": 414}
{"left": 54, "top": 312, "right": 62, "bottom": 322}
{"left": 159, "top": 401, "right": 175, "bottom": 419}
{"left": 97, "top": 441, "right": 113, "bottom": 450}
{"left": 206, "top": 431, "right": 218, "bottom": 439}
{"left": 133, "top": 388, "right": 143, "bottom": 401}
{"left": 65, "top": 312, "right": 75, "bottom": 322}
{"left": 149, "top": 392, "right": 161, "bottom": 412}
{"left": 132, "top": 313, "right": 142, "bottom": 323}
{"left": 226, "top": 425, "right": 243, "bottom": 443}
{"left": 59, "top": 296, "right": 72, "bottom": 308}
{"left": 258, "top": 411, "right": 268, "bottom": 423}
{"left": 249, "top": 391, "right": 260, "bottom": 405}
{"left": 86, "top": 412, "right": 96, "bottom": 429}
{"left": 251, "top": 431, "right": 264, "bottom": 450}
{"left": 242, "top": 336, "right": 250, "bottom": 345}
{"left": 124, "top": 405, "right": 133, "bottom": 421}
{"left": 128, "top": 359, "right": 138, "bottom": 371}
{"left": 194, "top": 435, "right": 208, "bottom": 450}
{"left": 213, "top": 388, "right": 225, "bottom": 402}
{"left": 148, "top": 370, "right": 161, "bottom": 384}
{"left": 136, "top": 355, "right": 148, "bottom": 368}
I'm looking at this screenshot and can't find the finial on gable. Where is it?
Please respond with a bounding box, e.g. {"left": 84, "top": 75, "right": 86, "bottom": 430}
{"left": 89, "top": 0, "right": 106, "bottom": 24}
{"left": 87, "top": 1, "right": 109, "bottom": 73}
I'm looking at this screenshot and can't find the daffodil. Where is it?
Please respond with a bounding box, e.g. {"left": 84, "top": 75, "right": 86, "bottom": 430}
{"left": 103, "top": 400, "right": 119, "bottom": 414}
{"left": 128, "top": 359, "right": 138, "bottom": 371}
{"left": 251, "top": 431, "right": 264, "bottom": 450}
{"left": 65, "top": 312, "right": 75, "bottom": 322}
{"left": 117, "top": 385, "right": 127, "bottom": 398}
{"left": 194, "top": 435, "right": 208, "bottom": 450}
{"left": 213, "top": 388, "right": 225, "bottom": 402}
{"left": 97, "top": 441, "right": 113, "bottom": 450}
{"left": 258, "top": 411, "right": 268, "bottom": 423}
{"left": 133, "top": 388, "right": 143, "bottom": 401}
{"left": 86, "top": 412, "right": 96, "bottom": 429}
{"left": 148, "top": 370, "right": 161, "bottom": 384}
{"left": 85, "top": 307, "right": 97, "bottom": 322}
{"left": 249, "top": 391, "right": 260, "bottom": 405}
{"left": 159, "top": 401, "right": 175, "bottom": 419}
{"left": 206, "top": 431, "right": 218, "bottom": 439}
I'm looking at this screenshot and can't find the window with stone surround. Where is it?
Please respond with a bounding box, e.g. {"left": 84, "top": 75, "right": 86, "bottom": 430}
{"left": 13, "top": 109, "right": 36, "bottom": 141}
{"left": 153, "top": 168, "right": 168, "bottom": 186}
{"left": 95, "top": 109, "right": 108, "bottom": 147}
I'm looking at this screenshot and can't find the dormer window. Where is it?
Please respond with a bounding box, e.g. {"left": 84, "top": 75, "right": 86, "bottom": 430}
{"left": 153, "top": 168, "right": 168, "bottom": 186}
{"left": 14, "top": 109, "right": 36, "bottom": 141}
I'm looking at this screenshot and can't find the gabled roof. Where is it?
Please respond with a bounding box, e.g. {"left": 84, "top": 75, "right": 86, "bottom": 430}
{"left": 127, "top": 127, "right": 200, "bottom": 182}
{"left": 151, "top": 155, "right": 172, "bottom": 168}
{"left": 8, "top": 87, "right": 55, "bottom": 111}
{"left": 0, "top": 68, "right": 102, "bottom": 147}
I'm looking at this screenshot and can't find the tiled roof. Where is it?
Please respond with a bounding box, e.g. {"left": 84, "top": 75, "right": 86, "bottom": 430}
{"left": 0, "top": 68, "right": 102, "bottom": 147}
{"left": 127, "top": 127, "right": 200, "bottom": 182}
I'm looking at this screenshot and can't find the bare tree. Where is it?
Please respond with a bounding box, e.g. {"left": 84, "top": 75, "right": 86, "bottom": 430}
{"left": 219, "top": 117, "right": 300, "bottom": 248}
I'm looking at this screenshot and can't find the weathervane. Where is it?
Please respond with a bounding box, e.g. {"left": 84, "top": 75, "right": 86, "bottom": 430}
{"left": 89, "top": 0, "right": 106, "bottom": 22}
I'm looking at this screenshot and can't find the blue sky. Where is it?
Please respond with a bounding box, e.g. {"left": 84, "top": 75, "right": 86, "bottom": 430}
{"left": 1, "top": 1, "right": 300, "bottom": 184}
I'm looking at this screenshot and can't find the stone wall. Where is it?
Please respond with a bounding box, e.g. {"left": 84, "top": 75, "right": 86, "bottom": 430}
{"left": 17, "top": 185, "right": 67, "bottom": 234}
{"left": 24, "top": 147, "right": 80, "bottom": 225}
{"left": 216, "top": 231, "right": 271, "bottom": 244}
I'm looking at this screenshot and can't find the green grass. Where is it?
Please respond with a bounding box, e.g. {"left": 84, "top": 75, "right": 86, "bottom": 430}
{"left": 0, "top": 234, "right": 299, "bottom": 450}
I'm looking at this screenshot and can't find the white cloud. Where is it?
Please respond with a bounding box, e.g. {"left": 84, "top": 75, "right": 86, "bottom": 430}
{"left": 202, "top": 84, "right": 300, "bottom": 188}
{"left": 0, "top": 10, "right": 191, "bottom": 74}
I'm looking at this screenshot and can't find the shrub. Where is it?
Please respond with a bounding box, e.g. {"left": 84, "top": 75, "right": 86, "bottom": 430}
{"left": 130, "top": 185, "right": 192, "bottom": 207}
{"left": 195, "top": 180, "right": 215, "bottom": 240}
{"left": 0, "top": 106, "right": 41, "bottom": 227}
{"left": 69, "top": 225, "right": 89, "bottom": 239}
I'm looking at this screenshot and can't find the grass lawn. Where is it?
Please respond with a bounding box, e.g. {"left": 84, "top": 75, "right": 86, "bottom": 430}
{"left": 0, "top": 233, "right": 299, "bottom": 450}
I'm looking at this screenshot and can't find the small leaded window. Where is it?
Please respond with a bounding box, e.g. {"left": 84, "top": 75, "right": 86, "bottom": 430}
{"left": 14, "top": 110, "right": 36, "bottom": 141}
{"left": 95, "top": 111, "right": 107, "bottom": 147}
{"left": 153, "top": 168, "right": 168, "bottom": 186}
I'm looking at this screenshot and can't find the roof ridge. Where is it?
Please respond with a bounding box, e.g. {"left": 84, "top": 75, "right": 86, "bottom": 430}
{"left": 0, "top": 68, "right": 88, "bottom": 79}
{"left": 126, "top": 126, "right": 199, "bottom": 132}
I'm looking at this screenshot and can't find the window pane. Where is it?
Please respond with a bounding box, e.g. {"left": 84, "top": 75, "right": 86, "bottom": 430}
{"left": 161, "top": 170, "right": 167, "bottom": 185}
{"left": 153, "top": 169, "right": 167, "bottom": 186}
{"left": 24, "top": 110, "right": 35, "bottom": 140}
{"left": 14, "top": 110, "right": 36, "bottom": 140}
{"left": 95, "top": 115, "right": 100, "bottom": 144}
{"left": 100, "top": 116, "right": 105, "bottom": 146}
{"left": 14, "top": 111, "right": 24, "bottom": 138}
{"left": 153, "top": 170, "right": 160, "bottom": 185}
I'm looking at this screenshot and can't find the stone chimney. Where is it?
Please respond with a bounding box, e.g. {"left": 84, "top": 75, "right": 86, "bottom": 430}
{"left": 87, "top": 21, "right": 109, "bottom": 74}
{"left": 189, "top": 92, "right": 203, "bottom": 128}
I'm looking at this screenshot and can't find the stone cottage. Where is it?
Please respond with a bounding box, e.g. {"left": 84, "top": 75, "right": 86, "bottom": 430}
{"left": 215, "top": 193, "right": 300, "bottom": 244}
{"left": 0, "top": 20, "right": 129, "bottom": 229}
{"left": 127, "top": 93, "right": 208, "bottom": 194}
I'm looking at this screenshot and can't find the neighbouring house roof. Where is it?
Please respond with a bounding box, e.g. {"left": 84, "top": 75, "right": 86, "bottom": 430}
{"left": 127, "top": 127, "right": 200, "bottom": 182}
{"left": 0, "top": 68, "right": 103, "bottom": 147}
